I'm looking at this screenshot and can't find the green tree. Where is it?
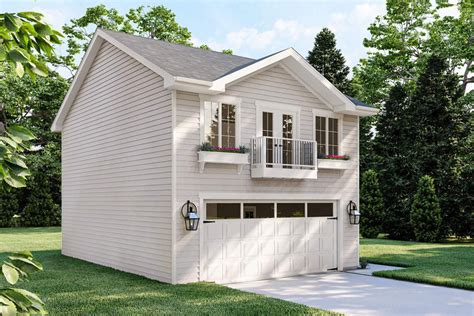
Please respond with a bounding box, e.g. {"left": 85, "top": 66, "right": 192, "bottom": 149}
{"left": 410, "top": 175, "right": 442, "bottom": 242}
{"left": 360, "top": 169, "right": 385, "bottom": 238}
{"left": 0, "top": 13, "right": 60, "bottom": 189}
{"left": 406, "top": 55, "right": 469, "bottom": 238}
{"left": 0, "top": 70, "right": 67, "bottom": 226}
{"left": 126, "top": 5, "right": 191, "bottom": 43}
{"left": 353, "top": 0, "right": 473, "bottom": 105}
{"left": 307, "top": 28, "right": 351, "bottom": 94}
{"left": 374, "top": 84, "right": 414, "bottom": 240}
{"left": 61, "top": 4, "right": 192, "bottom": 71}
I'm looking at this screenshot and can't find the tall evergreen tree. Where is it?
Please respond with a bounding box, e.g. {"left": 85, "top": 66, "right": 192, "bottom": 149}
{"left": 307, "top": 28, "right": 351, "bottom": 94}
{"left": 375, "top": 55, "right": 471, "bottom": 239}
{"left": 407, "top": 55, "right": 470, "bottom": 238}
{"left": 411, "top": 175, "right": 442, "bottom": 242}
{"left": 360, "top": 169, "right": 385, "bottom": 238}
{"left": 374, "top": 84, "right": 414, "bottom": 240}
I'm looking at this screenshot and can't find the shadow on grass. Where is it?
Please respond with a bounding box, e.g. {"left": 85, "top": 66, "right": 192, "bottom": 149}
{"left": 0, "top": 250, "right": 335, "bottom": 315}
{"left": 361, "top": 240, "right": 474, "bottom": 290}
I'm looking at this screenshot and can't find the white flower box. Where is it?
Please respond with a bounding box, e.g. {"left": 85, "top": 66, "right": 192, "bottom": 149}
{"left": 198, "top": 151, "right": 249, "bottom": 174}
{"left": 317, "top": 159, "right": 351, "bottom": 170}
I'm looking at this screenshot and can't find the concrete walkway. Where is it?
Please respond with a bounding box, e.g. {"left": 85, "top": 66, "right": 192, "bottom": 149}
{"left": 348, "top": 263, "right": 405, "bottom": 276}
{"left": 227, "top": 272, "right": 474, "bottom": 316}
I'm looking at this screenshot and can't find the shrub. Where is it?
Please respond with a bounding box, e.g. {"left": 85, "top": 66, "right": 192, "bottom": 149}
{"left": 0, "top": 187, "right": 21, "bottom": 227}
{"left": 410, "top": 175, "right": 442, "bottom": 242}
{"left": 360, "top": 169, "right": 385, "bottom": 238}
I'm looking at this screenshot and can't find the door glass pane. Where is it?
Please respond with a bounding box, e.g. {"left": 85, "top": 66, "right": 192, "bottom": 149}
{"left": 263, "top": 112, "right": 273, "bottom": 166}
{"left": 328, "top": 118, "right": 338, "bottom": 155}
{"left": 206, "top": 203, "right": 240, "bottom": 219}
{"left": 282, "top": 114, "right": 293, "bottom": 166}
{"left": 221, "top": 104, "right": 236, "bottom": 148}
{"left": 243, "top": 203, "right": 275, "bottom": 218}
{"left": 204, "top": 101, "right": 219, "bottom": 147}
{"left": 308, "top": 203, "right": 333, "bottom": 217}
{"left": 277, "top": 203, "right": 304, "bottom": 218}
{"left": 315, "top": 116, "right": 326, "bottom": 156}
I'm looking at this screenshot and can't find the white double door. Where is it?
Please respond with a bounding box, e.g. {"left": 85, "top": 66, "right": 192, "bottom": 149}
{"left": 262, "top": 109, "right": 296, "bottom": 167}
{"left": 202, "top": 217, "right": 337, "bottom": 283}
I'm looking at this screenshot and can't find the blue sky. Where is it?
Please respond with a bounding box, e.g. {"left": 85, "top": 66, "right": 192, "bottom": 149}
{"left": 2, "top": 0, "right": 388, "bottom": 71}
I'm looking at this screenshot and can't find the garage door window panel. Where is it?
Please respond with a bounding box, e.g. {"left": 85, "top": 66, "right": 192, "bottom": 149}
{"left": 277, "top": 203, "right": 305, "bottom": 218}
{"left": 243, "top": 203, "right": 275, "bottom": 218}
{"left": 206, "top": 203, "right": 241, "bottom": 219}
{"left": 308, "top": 203, "right": 334, "bottom": 217}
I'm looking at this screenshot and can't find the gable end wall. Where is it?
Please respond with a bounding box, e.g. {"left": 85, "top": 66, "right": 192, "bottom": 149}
{"left": 61, "top": 41, "right": 173, "bottom": 282}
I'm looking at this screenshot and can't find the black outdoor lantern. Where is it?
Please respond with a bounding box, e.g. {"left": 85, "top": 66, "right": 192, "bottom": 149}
{"left": 347, "top": 200, "right": 360, "bottom": 225}
{"left": 181, "top": 200, "right": 200, "bottom": 231}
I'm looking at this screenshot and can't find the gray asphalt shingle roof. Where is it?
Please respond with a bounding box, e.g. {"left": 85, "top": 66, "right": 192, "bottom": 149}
{"left": 101, "top": 29, "right": 374, "bottom": 108}
{"left": 102, "top": 29, "right": 255, "bottom": 81}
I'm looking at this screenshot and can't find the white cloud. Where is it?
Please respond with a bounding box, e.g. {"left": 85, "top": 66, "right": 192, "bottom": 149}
{"left": 203, "top": 19, "right": 320, "bottom": 56}
{"left": 329, "top": 2, "right": 385, "bottom": 33}
{"left": 226, "top": 28, "right": 276, "bottom": 50}
{"left": 31, "top": 7, "right": 68, "bottom": 31}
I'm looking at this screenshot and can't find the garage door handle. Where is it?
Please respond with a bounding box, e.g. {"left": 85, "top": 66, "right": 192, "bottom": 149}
{"left": 328, "top": 217, "right": 338, "bottom": 220}
{"left": 203, "top": 220, "right": 215, "bottom": 224}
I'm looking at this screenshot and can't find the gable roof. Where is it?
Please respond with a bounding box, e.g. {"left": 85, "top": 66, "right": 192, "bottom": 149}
{"left": 100, "top": 29, "right": 255, "bottom": 81}
{"left": 52, "top": 29, "right": 378, "bottom": 132}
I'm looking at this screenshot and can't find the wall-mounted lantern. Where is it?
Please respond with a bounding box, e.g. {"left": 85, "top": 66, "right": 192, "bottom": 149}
{"left": 347, "top": 200, "right": 360, "bottom": 225}
{"left": 181, "top": 200, "right": 200, "bottom": 231}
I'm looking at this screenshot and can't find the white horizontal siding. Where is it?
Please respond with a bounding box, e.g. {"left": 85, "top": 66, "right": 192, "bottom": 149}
{"left": 174, "top": 65, "right": 359, "bottom": 283}
{"left": 61, "top": 41, "right": 172, "bottom": 282}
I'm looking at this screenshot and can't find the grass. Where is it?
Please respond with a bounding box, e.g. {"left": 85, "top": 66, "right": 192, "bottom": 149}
{"left": 360, "top": 238, "right": 474, "bottom": 290}
{"left": 0, "top": 227, "right": 336, "bottom": 315}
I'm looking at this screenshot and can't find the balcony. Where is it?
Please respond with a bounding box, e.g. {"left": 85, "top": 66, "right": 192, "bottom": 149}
{"left": 251, "top": 136, "right": 317, "bottom": 179}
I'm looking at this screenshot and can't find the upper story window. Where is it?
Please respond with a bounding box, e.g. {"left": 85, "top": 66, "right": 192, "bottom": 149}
{"left": 313, "top": 110, "right": 342, "bottom": 156}
{"left": 200, "top": 96, "right": 241, "bottom": 147}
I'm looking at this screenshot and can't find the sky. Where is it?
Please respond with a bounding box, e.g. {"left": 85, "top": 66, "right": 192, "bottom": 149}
{"left": 1, "top": 0, "right": 390, "bottom": 73}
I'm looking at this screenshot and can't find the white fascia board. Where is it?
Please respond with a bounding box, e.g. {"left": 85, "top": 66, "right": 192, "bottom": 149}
{"left": 51, "top": 32, "right": 104, "bottom": 132}
{"left": 288, "top": 49, "right": 355, "bottom": 112}
{"left": 354, "top": 105, "right": 379, "bottom": 117}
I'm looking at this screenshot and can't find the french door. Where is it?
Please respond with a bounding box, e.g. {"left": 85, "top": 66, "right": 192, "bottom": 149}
{"left": 262, "top": 110, "right": 296, "bottom": 168}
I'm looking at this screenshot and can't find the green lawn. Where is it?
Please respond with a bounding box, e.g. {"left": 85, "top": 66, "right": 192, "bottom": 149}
{"left": 0, "top": 227, "right": 336, "bottom": 315}
{"left": 360, "top": 238, "right": 474, "bottom": 290}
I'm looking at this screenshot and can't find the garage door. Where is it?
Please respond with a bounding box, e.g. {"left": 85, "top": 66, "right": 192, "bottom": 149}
{"left": 202, "top": 201, "right": 337, "bottom": 283}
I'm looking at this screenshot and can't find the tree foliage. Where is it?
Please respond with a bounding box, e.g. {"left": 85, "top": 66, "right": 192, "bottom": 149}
{"left": 61, "top": 4, "right": 193, "bottom": 71}
{"left": 353, "top": 0, "right": 473, "bottom": 106}
{"left": 376, "top": 56, "right": 471, "bottom": 239}
{"left": 360, "top": 169, "right": 385, "bottom": 238}
{"left": 0, "top": 251, "right": 46, "bottom": 315}
{"left": 410, "top": 176, "right": 442, "bottom": 242}
{"left": 307, "top": 28, "right": 351, "bottom": 94}
{"left": 0, "top": 13, "right": 61, "bottom": 189}
{"left": 0, "top": 70, "right": 67, "bottom": 226}
{"left": 0, "top": 12, "right": 61, "bottom": 78}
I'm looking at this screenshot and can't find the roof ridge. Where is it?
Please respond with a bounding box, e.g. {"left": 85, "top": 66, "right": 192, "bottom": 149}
{"left": 98, "top": 28, "right": 255, "bottom": 61}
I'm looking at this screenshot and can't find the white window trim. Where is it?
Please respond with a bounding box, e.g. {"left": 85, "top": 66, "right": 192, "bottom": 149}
{"left": 199, "top": 94, "right": 241, "bottom": 146}
{"left": 312, "top": 109, "right": 343, "bottom": 155}
{"left": 255, "top": 100, "right": 301, "bottom": 138}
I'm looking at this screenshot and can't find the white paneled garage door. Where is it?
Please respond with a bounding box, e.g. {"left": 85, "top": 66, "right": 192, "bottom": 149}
{"left": 202, "top": 201, "right": 337, "bottom": 283}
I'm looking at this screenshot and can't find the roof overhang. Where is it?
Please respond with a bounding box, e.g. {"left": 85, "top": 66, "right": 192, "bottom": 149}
{"left": 52, "top": 30, "right": 378, "bottom": 132}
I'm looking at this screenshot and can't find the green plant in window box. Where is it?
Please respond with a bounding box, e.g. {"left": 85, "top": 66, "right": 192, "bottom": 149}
{"left": 198, "top": 142, "right": 248, "bottom": 154}
{"left": 318, "top": 154, "right": 350, "bottom": 160}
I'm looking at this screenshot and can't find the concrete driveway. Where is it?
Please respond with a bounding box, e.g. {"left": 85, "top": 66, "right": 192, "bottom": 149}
{"left": 227, "top": 272, "right": 474, "bottom": 316}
